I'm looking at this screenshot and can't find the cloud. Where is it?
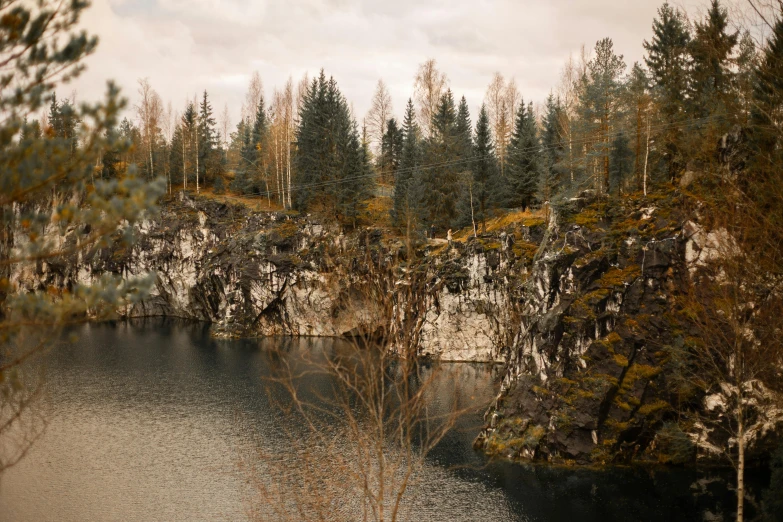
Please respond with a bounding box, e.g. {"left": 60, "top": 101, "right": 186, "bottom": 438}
{"left": 70, "top": 0, "right": 708, "bottom": 129}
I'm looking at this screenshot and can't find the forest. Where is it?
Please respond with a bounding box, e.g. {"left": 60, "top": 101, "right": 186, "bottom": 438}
{"left": 4, "top": 0, "right": 783, "bottom": 520}
{"left": 32, "top": 0, "right": 767, "bottom": 239}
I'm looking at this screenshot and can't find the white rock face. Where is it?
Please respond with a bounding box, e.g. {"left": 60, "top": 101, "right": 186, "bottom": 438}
{"left": 11, "top": 203, "right": 510, "bottom": 362}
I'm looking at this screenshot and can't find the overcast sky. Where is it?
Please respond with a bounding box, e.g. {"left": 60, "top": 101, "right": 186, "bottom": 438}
{"left": 68, "top": 0, "right": 716, "bottom": 130}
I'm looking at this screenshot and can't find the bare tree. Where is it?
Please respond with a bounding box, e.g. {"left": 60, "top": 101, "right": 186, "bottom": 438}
{"left": 484, "top": 73, "right": 513, "bottom": 177}
{"left": 243, "top": 71, "right": 264, "bottom": 125}
{"left": 413, "top": 59, "right": 448, "bottom": 138}
{"left": 269, "top": 85, "right": 294, "bottom": 209}
{"left": 295, "top": 72, "right": 310, "bottom": 124}
{"left": 244, "top": 254, "right": 462, "bottom": 522}
{"left": 284, "top": 77, "right": 294, "bottom": 209}
{"left": 366, "top": 79, "right": 394, "bottom": 156}
{"left": 680, "top": 230, "right": 783, "bottom": 522}
{"left": 219, "top": 103, "right": 231, "bottom": 150}
{"left": 136, "top": 78, "right": 163, "bottom": 180}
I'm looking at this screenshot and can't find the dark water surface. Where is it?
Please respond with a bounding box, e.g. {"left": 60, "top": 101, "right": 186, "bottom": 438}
{"left": 0, "top": 319, "right": 751, "bottom": 521}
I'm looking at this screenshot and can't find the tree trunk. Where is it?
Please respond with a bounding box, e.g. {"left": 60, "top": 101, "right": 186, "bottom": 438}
{"left": 149, "top": 140, "right": 154, "bottom": 180}
{"left": 635, "top": 103, "right": 643, "bottom": 190}
{"left": 286, "top": 122, "right": 292, "bottom": 209}
{"left": 643, "top": 113, "right": 650, "bottom": 197}
{"left": 182, "top": 132, "right": 186, "bottom": 191}
{"left": 195, "top": 128, "right": 199, "bottom": 194}
{"left": 737, "top": 407, "right": 745, "bottom": 522}
{"left": 469, "top": 183, "right": 477, "bottom": 238}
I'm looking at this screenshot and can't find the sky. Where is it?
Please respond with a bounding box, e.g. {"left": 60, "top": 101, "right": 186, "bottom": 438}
{"left": 68, "top": 0, "right": 716, "bottom": 131}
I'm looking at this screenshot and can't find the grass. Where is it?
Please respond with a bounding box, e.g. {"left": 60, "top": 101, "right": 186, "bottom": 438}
{"left": 453, "top": 209, "right": 547, "bottom": 240}
{"left": 191, "top": 187, "right": 286, "bottom": 213}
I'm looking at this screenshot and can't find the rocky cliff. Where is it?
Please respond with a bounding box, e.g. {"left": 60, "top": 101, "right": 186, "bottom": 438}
{"left": 474, "top": 189, "right": 783, "bottom": 466}
{"left": 13, "top": 188, "right": 780, "bottom": 465}
{"left": 11, "top": 193, "right": 544, "bottom": 362}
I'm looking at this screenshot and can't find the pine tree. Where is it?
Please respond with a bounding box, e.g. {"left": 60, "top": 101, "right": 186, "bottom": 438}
{"left": 0, "top": 0, "right": 163, "bottom": 473}
{"left": 586, "top": 38, "right": 626, "bottom": 193}
{"left": 506, "top": 101, "right": 543, "bottom": 210}
{"left": 644, "top": 2, "right": 691, "bottom": 177}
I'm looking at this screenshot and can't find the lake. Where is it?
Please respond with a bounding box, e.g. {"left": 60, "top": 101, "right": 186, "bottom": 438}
{"left": 0, "top": 319, "right": 754, "bottom": 521}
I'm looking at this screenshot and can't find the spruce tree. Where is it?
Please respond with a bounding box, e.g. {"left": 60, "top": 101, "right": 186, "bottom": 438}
{"left": 169, "top": 124, "right": 184, "bottom": 188}
{"left": 102, "top": 124, "right": 121, "bottom": 179}
{"left": 506, "top": 101, "right": 543, "bottom": 211}
{"left": 456, "top": 96, "right": 473, "bottom": 159}
{"left": 750, "top": 9, "right": 783, "bottom": 179}
{"left": 182, "top": 102, "right": 198, "bottom": 188}
{"left": 251, "top": 97, "right": 268, "bottom": 190}
{"left": 294, "top": 70, "right": 373, "bottom": 223}
{"left": 540, "top": 94, "right": 563, "bottom": 202}
{"left": 609, "top": 131, "right": 633, "bottom": 195}
{"left": 393, "top": 99, "right": 422, "bottom": 230}
{"left": 198, "top": 90, "right": 217, "bottom": 186}
{"left": 735, "top": 31, "right": 757, "bottom": 124}
{"left": 644, "top": 2, "right": 691, "bottom": 178}
{"left": 689, "top": 0, "right": 737, "bottom": 118}
{"left": 473, "top": 104, "right": 497, "bottom": 232}
{"left": 420, "top": 89, "right": 461, "bottom": 229}
{"left": 381, "top": 117, "right": 404, "bottom": 183}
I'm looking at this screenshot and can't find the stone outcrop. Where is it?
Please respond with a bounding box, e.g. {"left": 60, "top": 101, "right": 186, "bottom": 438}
{"left": 474, "top": 190, "right": 782, "bottom": 466}
{"left": 11, "top": 194, "right": 544, "bottom": 362}
{"left": 14, "top": 188, "right": 780, "bottom": 465}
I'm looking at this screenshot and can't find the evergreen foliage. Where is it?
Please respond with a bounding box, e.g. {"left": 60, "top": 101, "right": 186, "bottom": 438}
{"left": 472, "top": 104, "right": 497, "bottom": 232}
{"left": 198, "top": 90, "right": 217, "bottom": 185}
{"left": 0, "top": 0, "right": 163, "bottom": 473}
{"left": 689, "top": 0, "right": 737, "bottom": 119}
{"left": 505, "top": 101, "right": 543, "bottom": 210}
{"left": 294, "top": 71, "right": 373, "bottom": 225}
{"left": 380, "top": 117, "right": 404, "bottom": 185}
{"left": 393, "top": 99, "right": 422, "bottom": 230}
{"left": 182, "top": 102, "right": 198, "bottom": 185}
{"left": 419, "top": 89, "right": 463, "bottom": 229}
{"left": 644, "top": 2, "right": 692, "bottom": 177}
{"left": 762, "top": 445, "right": 783, "bottom": 521}
{"left": 609, "top": 131, "right": 633, "bottom": 195}
{"left": 540, "top": 94, "right": 563, "bottom": 202}
{"left": 585, "top": 38, "right": 626, "bottom": 193}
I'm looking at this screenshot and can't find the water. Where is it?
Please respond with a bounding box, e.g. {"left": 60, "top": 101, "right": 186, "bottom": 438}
{"left": 0, "top": 319, "right": 757, "bottom": 521}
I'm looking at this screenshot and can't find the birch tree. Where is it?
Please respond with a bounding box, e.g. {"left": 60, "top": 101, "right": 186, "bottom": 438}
{"left": 136, "top": 78, "right": 163, "bottom": 180}
{"left": 243, "top": 71, "right": 264, "bottom": 125}
{"left": 366, "top": 79, "right": 393, "bottom": 160}
{"left": 413, "top": 59, "right": 448, "bottom": 138}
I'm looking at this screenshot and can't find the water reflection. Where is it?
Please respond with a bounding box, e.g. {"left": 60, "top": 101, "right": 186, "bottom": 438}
{"left": 0, "top": 319, "right": 756, "bottom": 521}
